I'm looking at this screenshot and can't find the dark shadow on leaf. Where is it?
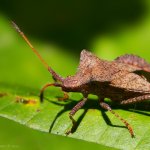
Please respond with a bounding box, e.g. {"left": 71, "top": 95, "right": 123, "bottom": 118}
{"left": 119, "top": 101, "right": 150, "bottom": 116}
{"left": 67, "top": 109, "right": 88, "bottom": 134}
{"left": 44, "top": 97, "right": 150, "bottom": 133}
{"left": 49, "top": 107, "right": 66, "bottom": 133}
{"left": 100, "top": 109, "right": 126, "bottom": 129}
{"left": 126, "top": 109, "right": 150, "bottom": 117}
{"left": 1, "top": 82, "right": 149, "bottom": 135}
{"left": 47, "top": 98, "right": 89, "bottom": 133}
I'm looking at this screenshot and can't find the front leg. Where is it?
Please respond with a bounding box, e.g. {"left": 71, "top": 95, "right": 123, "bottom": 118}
{"left": 40, "top": 83, "right": 58, "bottom": 102}
{"left": 99, "top": 99, "right": 134, "bottom": 138}
{"left": 40, "top": 83, "right": 67, "bottom": 102}
{"left": 58, "top": 92, "right": 69, "bottom": 101}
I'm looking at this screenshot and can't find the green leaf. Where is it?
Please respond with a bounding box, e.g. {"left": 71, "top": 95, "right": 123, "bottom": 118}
{"left": 0, "top": 117, "right": 114, "bottom": 150}
{"left": 0, "top": 14, "right": 150, "bottom": 150}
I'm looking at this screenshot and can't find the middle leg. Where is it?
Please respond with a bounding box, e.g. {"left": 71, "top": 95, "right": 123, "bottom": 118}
{"left": 99, "top": 98, "right": 134, "bottom": 137}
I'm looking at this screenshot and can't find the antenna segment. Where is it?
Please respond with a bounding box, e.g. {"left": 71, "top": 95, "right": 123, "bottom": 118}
{"left": 11, "top": 21, "right": 49, "bottom": 69}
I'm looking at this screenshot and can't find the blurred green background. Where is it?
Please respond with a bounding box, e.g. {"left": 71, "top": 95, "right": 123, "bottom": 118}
{"left": 0, "top": 0, "right": 150, "bottom": 149}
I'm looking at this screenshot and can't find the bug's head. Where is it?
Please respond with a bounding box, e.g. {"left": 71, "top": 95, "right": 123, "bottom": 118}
{"left": 39, "top": 77, "right": 76, "bottom": 102}
{"left": 61, "top": 76, "right": 80, "bottom": 92}
{"left": 12, "top": 22, "right": 82, "bottom": 101}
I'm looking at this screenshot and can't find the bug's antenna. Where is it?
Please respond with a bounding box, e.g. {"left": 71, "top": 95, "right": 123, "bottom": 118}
{"left": 12, "top": 21, "right": 63, "bottom": 82}
{"left": 11, "top": 21, "right": 49, "bottom": 69}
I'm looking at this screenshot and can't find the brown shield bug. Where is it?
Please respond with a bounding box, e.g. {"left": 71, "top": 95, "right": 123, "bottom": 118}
{"left": 12, "top": 21, "right": 150, "bottom": 138}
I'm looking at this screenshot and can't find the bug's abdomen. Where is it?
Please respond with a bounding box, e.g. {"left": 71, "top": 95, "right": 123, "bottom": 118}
{"left": 86, "top": 81, "right": 148, "bottom": 102}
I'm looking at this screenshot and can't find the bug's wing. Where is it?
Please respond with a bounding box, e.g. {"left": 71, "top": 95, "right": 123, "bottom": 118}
{"left": 77, "top": 50, "right": 135, "bottom": 83}
{"left": 115, "top": 54, "right": 150, "bottom": 82}
{"left": 134, "top": 70, "right": 150, "bottom": 82}
{"left": 115, "top": 54, "right": 150, "bottom": 72}
{"left": 110, "top": 72, "right": 150, "bottom": 93}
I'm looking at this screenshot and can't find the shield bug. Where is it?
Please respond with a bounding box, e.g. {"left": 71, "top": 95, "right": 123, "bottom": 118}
{"left": 12, "top": 21, "right": 150, "bottom": 138}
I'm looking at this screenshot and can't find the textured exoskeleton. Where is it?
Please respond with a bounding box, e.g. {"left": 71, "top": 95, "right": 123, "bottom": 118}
{"left": 13, "top": 21, "right": 150, "bottom": 137}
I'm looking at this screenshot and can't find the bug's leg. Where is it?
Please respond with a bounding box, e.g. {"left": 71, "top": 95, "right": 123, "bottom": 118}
{"left": 66, "top": 97, "right": 88, "bottom": 135}
{"left": 120, "top": 94, "right": 150, "bottom": 105}
{"left": 99, "top": 99, "right": 135, "bottom": 138}
{"left": 40, "top": 83, "right": 61, "bottom": 102}
{"left": 58, "top": 92, "right": 69, "bottom": 101}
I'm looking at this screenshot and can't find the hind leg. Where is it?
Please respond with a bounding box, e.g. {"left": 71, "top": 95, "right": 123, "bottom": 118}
{"left": 120, "top": 94, "right": 150, "bottom": 105}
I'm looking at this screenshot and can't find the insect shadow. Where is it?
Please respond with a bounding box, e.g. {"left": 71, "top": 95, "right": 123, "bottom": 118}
{"left": 123, "top": 102, "right": 150, "bottom": 117}
{"left": 44, "top": 97, "right": 149, "bottom": 134}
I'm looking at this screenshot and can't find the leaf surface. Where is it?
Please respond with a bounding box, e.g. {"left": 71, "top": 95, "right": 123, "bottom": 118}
{"left": 0, "top": 15, "right": 150, "bottom": 150}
